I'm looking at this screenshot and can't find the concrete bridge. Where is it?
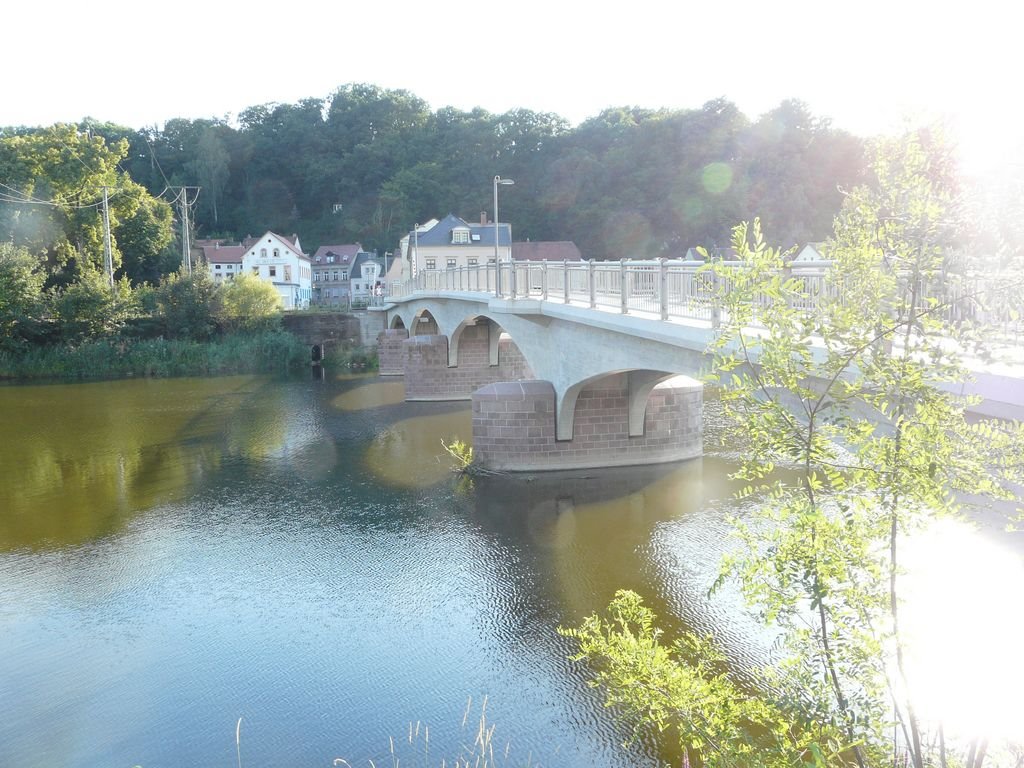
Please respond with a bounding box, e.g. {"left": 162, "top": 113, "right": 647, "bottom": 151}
{"left": 373, "top": 260, "right": 1024, "bottom": 472}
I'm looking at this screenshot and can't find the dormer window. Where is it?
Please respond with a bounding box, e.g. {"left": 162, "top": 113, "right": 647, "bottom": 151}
{"left": 451, "top": 228, "right": 470, "bottom": 244}
{"left": 327, "top": 255, "right": 336, "bottom": 264}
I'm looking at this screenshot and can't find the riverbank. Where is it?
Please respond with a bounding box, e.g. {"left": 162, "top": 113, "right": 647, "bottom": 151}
{"left": 0, "top": 330, "right": 310, "bottom": 380}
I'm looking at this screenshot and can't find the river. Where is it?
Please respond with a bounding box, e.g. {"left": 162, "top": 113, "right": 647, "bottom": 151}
{"left": 1, "top": 373, "right": 1021, "bottom": 767}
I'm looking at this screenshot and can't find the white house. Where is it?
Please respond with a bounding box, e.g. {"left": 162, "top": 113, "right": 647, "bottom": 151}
{"left": 349, "top": 252, "right": 385, "bottom": 302}
{"left": 792, "top": 242, "right": 829, "bottom": 263}
{"left": 202, "top": 241, "right": 247, "bottom": 282}
{"left": 240, "top": 231, "right": 312, "bottom": 310}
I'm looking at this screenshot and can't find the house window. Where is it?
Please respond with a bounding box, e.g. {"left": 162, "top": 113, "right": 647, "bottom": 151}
{"left": 341, "top": 271, "right": 348, "bottom": 280}
{"left": 273, "top": 248, "right": 280, "bottom": 258}
{"left": 252, "top": 266, "right": 259, "bottom": 275}
{"left": 425, "top": 259, "right": 436, "bottom": 270}
{"left": 447, "top": 258, "right": 457, "bottom": 269}
{"left": 468, "top": 258, "right": 478, "bottom": 266}
{"left": 332, "top": 271, "right": 339, "bottom": 281}
{"left": 452, "top": 229, "right": 470, "bottom": 244}
{"left": 284, "top": 266, "right": 291, "bottom": 281}
{"left": 488, "top": 257, "right": 496, "bottom": 263}
{"left": 260, "top": 248, "right": 267, "bottom": 258}
{"left": 269, "top": 266, "right": 277, "bottom": 277}
{"left": 327, "top": 255, "right": 335, "bottom": 263}
{"left": 215, "top": 264, "right": 221, "bottom": 270}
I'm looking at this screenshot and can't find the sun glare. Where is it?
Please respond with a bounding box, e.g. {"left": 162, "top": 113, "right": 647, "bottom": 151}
{"left": 900, "top": 517, "right": 1024, "bottom": 741}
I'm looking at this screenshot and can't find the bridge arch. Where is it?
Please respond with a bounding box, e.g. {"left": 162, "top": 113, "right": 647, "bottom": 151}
{"left": 555, "top": 369, "right": 701, "bottom": 442}
{"left": 447, "top": 314, "right": 535, "bottom": 376}
{"left": 411, "top": 308, "right": 442, "bottom": 336}
{"left": 389, "top": 314, "right": 406, "bottom": 330}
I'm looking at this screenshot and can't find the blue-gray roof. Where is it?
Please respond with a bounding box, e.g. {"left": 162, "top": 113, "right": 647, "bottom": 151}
{"left": 349, "top": 251, "right": 380, "bottom": 276}
{"left": 413, "top": 213, "right": 511, "bottom": 247}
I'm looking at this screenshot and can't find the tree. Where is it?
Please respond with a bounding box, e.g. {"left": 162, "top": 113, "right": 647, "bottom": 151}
{"left": 0, "top": 125, "right": 175, "bottom": 285}
{"left": 50, "top": 269, "right": 137, "bottom": 344}
{"left": 216, "top": 272, "right": 282, "bottom": 332}
{"left": 191, "top": 125, "right": 231, "bottom": 225}
{"left": 0, "top": 243, "right": 46, "bottom": 352}
{"left": 150, "top": 269, "right": 219, "bottom": 340}
{"left": 113, "top": 181, "right": 176, "bottom": 285}
{"left": 564, "top": 133, "right": 1024, "bottom": 767}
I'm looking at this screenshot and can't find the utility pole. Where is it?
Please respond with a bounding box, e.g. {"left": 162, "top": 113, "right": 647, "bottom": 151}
{"left": 175, "top": 186, "right": 200, "bottom": 275}
{"left": 100, "top": 185, "right": 114, "bottom": 286}
{"left": 180, "top": 188, "right": 192, "bottom": 275}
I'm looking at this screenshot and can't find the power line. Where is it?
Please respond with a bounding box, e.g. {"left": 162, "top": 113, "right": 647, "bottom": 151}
{"left": 0, "top": 182, "right": 106, "bottom": 209}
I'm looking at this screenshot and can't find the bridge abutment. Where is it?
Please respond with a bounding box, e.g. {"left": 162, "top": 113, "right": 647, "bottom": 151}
{"left": 472, "top": 375, "right": 702, "bottom": 471}
{"left": 402, "top": 327, "right": 532, "bottom": 401}
{"left": 377, "top": 329, "right": 410, "bottom": 375}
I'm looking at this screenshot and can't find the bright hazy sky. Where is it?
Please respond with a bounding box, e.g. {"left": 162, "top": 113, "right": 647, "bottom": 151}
{"left": 6, "top": 0, "right": 1023, "bottom": 175}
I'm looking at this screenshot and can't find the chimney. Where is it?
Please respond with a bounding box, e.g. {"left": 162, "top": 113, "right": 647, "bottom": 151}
{"left": 480, "top": 211, "right": 488, "bottom": 225}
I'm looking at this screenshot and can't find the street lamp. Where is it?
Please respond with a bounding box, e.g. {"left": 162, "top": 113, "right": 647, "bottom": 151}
{"left": 493, "top": 175, "right": 514, "bottom": 297}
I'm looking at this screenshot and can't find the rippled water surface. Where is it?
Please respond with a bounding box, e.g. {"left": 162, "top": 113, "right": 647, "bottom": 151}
{"left": 1, "top": 374, "right": 1020, "bottom": 767}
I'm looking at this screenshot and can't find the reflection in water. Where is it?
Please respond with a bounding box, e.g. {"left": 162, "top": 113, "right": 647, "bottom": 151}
{"left": 0, "top": 376, "right": 323, "bottom": 550}
{"left": 331, "top": 381, "right": 406, "bottom": 410}
{"left": 334, "top": 371, "right": 377, "bottom": 382}
{"left": 364, "top": 409, "right": 472, "bottom": 488}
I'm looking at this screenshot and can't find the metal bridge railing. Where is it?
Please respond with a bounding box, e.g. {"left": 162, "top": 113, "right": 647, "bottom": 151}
{"left": 373, "top": 259, "right": 1021, "bottom": 340}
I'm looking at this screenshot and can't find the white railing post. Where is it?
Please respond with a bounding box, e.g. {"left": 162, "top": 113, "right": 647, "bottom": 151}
{"left": 659, "top": 258, "right": 668, "bottom": 320}
{"left": 711, "top": 269, "right": 721, "bottom": 328}
{"left": 620, "top": 258, "right": 628, "bottom": 314}
{"left": 542, "top": 261, "right": 548, "bottom": 300}
{"left": 589, "top": 260, "right": 596, "bottom": 309}
{"left": 563, "top": 260, "right": 570, "bottom": 304}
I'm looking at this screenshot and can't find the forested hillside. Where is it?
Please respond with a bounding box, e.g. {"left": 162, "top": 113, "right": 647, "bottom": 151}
{"left": 15, "top": 83, "right": 863, "bottom": 262}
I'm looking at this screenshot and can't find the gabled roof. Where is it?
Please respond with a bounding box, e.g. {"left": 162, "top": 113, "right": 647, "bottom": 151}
{"left": 413, "top": 213, "right": 511, "bottom": 247}
{"left": 792, "top": 242, "right": 829, "bottom": 262}
{"left": 313, "top": 243, "right": 362, "bottom": 264}
{"left": 203, "top": 245, "right": 245, "bottom": 264}
{"left": 350, "top": 251, "right": 383, "bottom": 279}
{"left": 512, "top": 241, "right": 583, "bottom": 262}
{"left": 243, "top": 231, "right": 310, "bottom": 262}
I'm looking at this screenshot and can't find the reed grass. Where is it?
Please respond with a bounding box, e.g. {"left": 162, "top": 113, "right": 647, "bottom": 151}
{"left": 0, "top": 330, "right": 308, "bottom": 380}
{"left": 323, "top": 343, "right": 379, "bottom": 372}
{"left": 335, "top": 697, "right": 537, "bottom": 768}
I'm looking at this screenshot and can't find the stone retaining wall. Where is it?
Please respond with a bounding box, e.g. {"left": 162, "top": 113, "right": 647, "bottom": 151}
{"left": 282, "top": 313, "right": 362, "bottom": 348}
{"left": 472, "top": 375, "right": 702, "bottom": 471}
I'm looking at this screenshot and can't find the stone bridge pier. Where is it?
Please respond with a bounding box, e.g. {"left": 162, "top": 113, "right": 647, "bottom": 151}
{"left": 471, "top": 374, "right": 702, "bottom": 471}
{"left": 386, "top": 321, "right": 533, "bottom": 401}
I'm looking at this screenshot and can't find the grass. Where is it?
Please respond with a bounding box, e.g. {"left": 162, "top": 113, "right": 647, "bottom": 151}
{"left": 334, "top": 697, "right": 538, "bottom": 768}
{"left": 323, "top": 343, "right": 379, "bottom": 371}
{"left": 0, "top": 330, "right": 309, "bottom": 380}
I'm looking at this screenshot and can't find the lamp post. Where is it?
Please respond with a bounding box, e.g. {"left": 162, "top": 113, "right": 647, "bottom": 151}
{"left": 493, "top": 175, "right": 514, "bottom": 297}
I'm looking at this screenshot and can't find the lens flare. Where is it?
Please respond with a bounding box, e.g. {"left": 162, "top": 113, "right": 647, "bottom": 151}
{"left": 900, "top": 517, "right": 1024, "bottom": 741}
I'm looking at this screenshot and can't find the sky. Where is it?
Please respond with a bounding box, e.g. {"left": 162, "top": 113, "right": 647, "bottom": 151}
{"left": 5, "top": 0, "right": 1023, "bottom": 175}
